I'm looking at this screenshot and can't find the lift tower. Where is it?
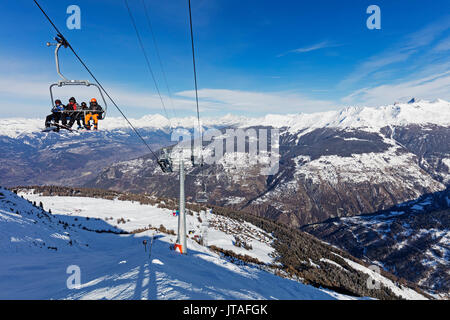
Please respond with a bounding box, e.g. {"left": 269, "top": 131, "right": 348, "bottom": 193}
{"left": 175, "top": 154, "right": 187, "bottom": 254}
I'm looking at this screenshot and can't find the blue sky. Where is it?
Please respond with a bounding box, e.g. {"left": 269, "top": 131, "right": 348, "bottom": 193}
{"left": 0, "top": 0, "right": 449, "bottom": 118}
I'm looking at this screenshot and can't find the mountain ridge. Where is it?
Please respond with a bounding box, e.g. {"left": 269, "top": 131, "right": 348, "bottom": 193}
{"left": 1, "top": 99, "right": 449, "bottom": 138}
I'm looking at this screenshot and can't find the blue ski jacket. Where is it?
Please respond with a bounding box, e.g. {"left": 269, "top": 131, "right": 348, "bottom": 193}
{"left": 52, "top": 104, "right": 65, "bottom": 113}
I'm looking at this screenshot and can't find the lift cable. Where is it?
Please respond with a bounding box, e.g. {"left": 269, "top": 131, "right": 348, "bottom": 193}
{"left": 188, "top": 0, "right": 208, "bottom": 202}
{"left": 141, "top": 0, "right": 177, "bottom": 120}
{"left": 33, "top": 0, "right": 161, "bottom": 163}
{"left": 124, "top": 0, "right": 173, "bottom": 129}
{"left": 188, "top": 0, "right": 202, "bottom": 145}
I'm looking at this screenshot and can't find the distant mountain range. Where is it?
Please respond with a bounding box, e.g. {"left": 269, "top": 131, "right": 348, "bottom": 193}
{"left": 86, "top": 99, "right": 450, "bottom": 224}
{"left": 0, "top": 126, "right": 171, "bottom": 186}
{"left": 2, "top": 99, "right": 448, "bottom": 229}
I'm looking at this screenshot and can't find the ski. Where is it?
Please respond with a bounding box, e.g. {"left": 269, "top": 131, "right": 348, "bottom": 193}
{"left": 42, "top": 122, "right": 77, "bottom": 132}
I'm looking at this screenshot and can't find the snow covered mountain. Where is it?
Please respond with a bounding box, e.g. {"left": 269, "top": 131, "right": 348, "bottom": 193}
{"left": 0, "top": 114, "right": 241, "bottom": 187}
{"left": 0, "top": 186, "right": 428, "bottom": 299}
{"left": 88, "top": 99, "right": 450, "bottom": 225}
{"left": 303, "top": 187, "right": 450, "bottom": 297}
{"left": 2, "top": 99, "right": 449, "bottom": 138}
{"left": 0, "top": 126, "right": 172, "bottom": 187}
{"left": 1, "top": 99, "right": 449, "bottom": 190}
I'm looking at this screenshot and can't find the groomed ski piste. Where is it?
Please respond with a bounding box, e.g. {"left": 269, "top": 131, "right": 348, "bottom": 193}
{"left": 0, "top": 187, "right": 426, "bottom": 300}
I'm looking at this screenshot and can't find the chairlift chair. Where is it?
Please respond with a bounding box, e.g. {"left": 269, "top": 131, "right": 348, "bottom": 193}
{"left": 196, "top": 192, "right": 208, "bottom": 203}
{"left": 157, "top": 158, "right": 173, "bottom": 173}
{"left": 196, "top": 183, "right": 208, "bottom": 203}
{"left": 157, "top": 148, "right": 173, "bottom": 173}
{"left": 47, "top": 34, "right": 108, "bottom": 122}
{"left": 193, "top": 149, "right": 208, "bottom": 203}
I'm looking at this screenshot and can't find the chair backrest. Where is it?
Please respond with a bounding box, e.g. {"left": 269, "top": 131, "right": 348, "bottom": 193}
{"left": 49, "top": 80, "right": 108, "bottom": 119}
{"left": 196, "top": 191, "right": 208, "bottom": 203}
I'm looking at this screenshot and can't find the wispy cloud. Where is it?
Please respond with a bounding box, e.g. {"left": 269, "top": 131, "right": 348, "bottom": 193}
{"left": 433, "top": 36, "right": 450, "bottom": 52}
{"left": 176, "top": 88, "right": 337, "bottom": 114}
{"left": 339, "top": 16, "right": 450, "bottom": 88}
{"left": 277, "top": 41, "right": 341, "bottom": 57}
{"left": 342, "top": 69, "right": 450, "bottom": 106}
{"left": 0, "top": 71, "right": 339, "bottom": 118}
{"left": 0, "top": 73, "right": 195, "bottom": 117}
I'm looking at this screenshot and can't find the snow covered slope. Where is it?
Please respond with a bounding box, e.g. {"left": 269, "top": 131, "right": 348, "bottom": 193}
{"left": 0, "top": 187, "right": 351, "bottom": 300}
{"left": 19, "top": 192, "right": 276, "bottom": 265}
{"left": 0, "top": 187, "right": 427, "bottom": 299}
{"left": 0, "top": 188, "right": 89, "bottom": 254}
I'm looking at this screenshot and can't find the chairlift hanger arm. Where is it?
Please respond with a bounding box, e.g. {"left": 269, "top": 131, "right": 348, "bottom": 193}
{"left": 46, "top": 39, "right": 67, "bottom": 81}
{"left": 46, "top": 34, "right": 108, "bottom": 116}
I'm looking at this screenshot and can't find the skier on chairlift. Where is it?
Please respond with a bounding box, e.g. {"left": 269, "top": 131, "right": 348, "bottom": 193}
{"left": 45, "top": 99, "right": 65, "bottom": 129}
{"left": 71, "top": 101, "right": 85, "bottom": 129}
{"left": 85, "top": 98, "right": 103, "bottom": 130}
{"left": 78, "top": 102, "right": 89, "bottom": 129}
{"left": 65, "top": 97, "right": 79, "bottom": 127}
